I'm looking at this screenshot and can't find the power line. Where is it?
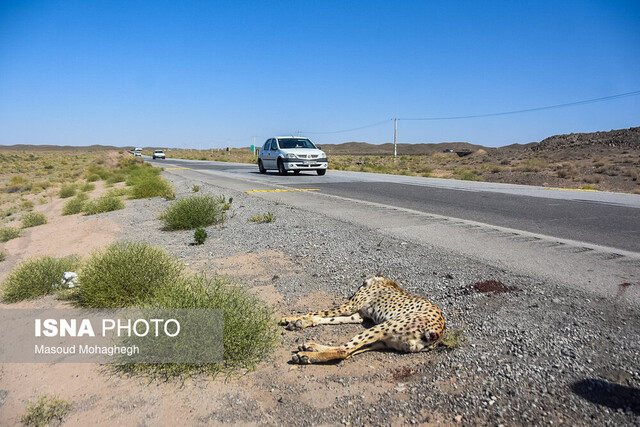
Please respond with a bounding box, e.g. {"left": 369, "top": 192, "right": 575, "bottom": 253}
{"left": 302, "top": 119, "right": 392, "bottom": 135}
{"left": 398, "top": 90, "right": 640, "bottom": 121}
{"left": 289, "top": 90, "right": 640, "bottom": 138}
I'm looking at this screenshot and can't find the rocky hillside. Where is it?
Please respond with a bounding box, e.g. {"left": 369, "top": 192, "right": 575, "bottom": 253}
{"left": 533, "top": 127, "right": 640, "bottom": 151}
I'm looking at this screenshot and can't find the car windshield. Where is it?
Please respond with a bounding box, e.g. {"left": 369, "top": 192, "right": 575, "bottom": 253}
{"left": 278, "top": 138, "right": 316, "bottom": 149}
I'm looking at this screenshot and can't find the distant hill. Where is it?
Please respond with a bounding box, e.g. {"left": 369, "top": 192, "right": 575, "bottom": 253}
{"left": 533, "top": 127, "right": 640, "bottom": 151}
{"left": 321, "top": 141, "right": 490, "bottom": 156}
{"left": 2, "top": 126, "right": 638, "bottom": 154}
{"left": 321, "top": 126, "right": 640, "bottom": 156}
{"left": 0, "top": 144, "right": 126, "bottom": 151}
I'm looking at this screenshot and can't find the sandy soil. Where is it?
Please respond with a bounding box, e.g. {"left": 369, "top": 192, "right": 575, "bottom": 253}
{"left": 0, "top": 196, "right": 405, "bottom": 426}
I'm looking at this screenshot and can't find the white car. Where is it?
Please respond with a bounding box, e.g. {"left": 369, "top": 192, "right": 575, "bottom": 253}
{"left": 153, "top": 150, "right": 166, "bottom": 159}
{"left": 258, "top": 137, "right": 328, "bottom": 175}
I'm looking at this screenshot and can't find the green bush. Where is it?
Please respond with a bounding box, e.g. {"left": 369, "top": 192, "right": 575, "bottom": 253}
{"left": 83, "top": 194, "right": 125, "bottom": 215}
{"left": 21, "top": 212, "right": 47, "bottom": 228}
{"left": 21, "top": 394, "right": 72, "bottom": 427}
{"left": 192, "top": 185, "right": 200, "bottom": 192}
{"left": 118, "top": 274, "right": 279, "bottom": 377}
{"left": 0, "top": 227, "right": 21, "bottom": 242}
{"left": 194, "top": 228, "right": 207, "bottom": 245}
{"left": 86, "top": 173, "right": 101, "bottom": 182}
{"left": 59, "top": 184, "right": 76, "bottom": 198}
{"left": 453, "top": 168, "right": 483, "bottom": 181}
{"left": 86, "top": 165, "right": 111, "bottom": 181}
{"left": 76, "top": 242, "right": 184, "bottom": 308}
{"left": 1, "top": 256, "right": 79, "bottom": 302}
{"left": 0, "top": 252, "right": 5, "bottom": 262}
{"left": 124, "top": 165, "right": 175, "bottom": 199}
{"left": 79, "top": 182, "right": 95, "bottom": 192}
{"left": 62, "top": 193, "right": 89, "bottom": 215}
{"left": 162, "top": 195, "right": 226, "bottom": 230}
{"left": 129, "top": 175, "right": 175, "bottom": 199}
{"left": 106, "top": 170, "right": 127, "bottom": 184}
{"left": 21, "top": 200, "right": 35, "bottom": 211}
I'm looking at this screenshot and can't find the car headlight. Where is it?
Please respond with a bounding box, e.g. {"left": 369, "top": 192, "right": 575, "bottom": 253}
{"left": 285, "top": 153, "right": 297, "bottom": 159}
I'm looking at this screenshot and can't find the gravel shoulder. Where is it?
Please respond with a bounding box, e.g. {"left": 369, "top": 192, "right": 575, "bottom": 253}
{"left": 1, "top": 169, "right": 639, "bottom": 426}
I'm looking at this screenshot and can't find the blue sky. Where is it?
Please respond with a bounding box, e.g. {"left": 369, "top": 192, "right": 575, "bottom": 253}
{"left": 1, "top": 1, "right": 639, "bottom": 148}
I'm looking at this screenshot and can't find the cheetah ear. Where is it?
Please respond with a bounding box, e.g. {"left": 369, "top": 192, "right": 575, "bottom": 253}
{"left": 375, "top": 271, "right": 383, "bottom": 278}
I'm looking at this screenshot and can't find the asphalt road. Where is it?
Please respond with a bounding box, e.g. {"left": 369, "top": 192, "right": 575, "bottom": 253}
{"left": 150, "top": 157, "right": 640, "bottom": 253}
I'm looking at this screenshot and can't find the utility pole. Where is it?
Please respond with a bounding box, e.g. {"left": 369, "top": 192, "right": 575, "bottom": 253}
{"left": 394, "top": 118, "right": 398, "bottom": 158}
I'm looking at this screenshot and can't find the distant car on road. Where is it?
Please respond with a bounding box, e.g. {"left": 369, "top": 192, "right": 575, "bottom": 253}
{"left": 153, "top": 150, "right": 166, "bottom": 159}
{"left": 258, "top": 137, "right": 328, "bottom": 176}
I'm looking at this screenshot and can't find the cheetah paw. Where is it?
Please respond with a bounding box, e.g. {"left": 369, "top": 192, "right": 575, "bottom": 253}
{"left": 279, "top": 318, "right": 304, "bottom": 330}
{"left": 291, "top": 352, "right": 311, "bottom": 364}
{"left": 298, "top": 342, "right": 320, "bottom": 352}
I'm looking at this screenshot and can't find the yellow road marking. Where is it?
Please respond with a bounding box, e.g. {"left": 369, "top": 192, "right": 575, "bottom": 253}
{"left": 246, "top": 189, "right": 320, "bottom": 194}
{"left": 545, "top": 187, "right": 598, "bottom": 192}
{"left": 166, "top": 167, "right": 190, "bottom": 170}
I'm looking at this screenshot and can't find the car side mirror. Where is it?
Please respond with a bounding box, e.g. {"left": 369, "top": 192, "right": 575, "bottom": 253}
{"left": 316, "top": 145, "right": 321, "bottom": 149}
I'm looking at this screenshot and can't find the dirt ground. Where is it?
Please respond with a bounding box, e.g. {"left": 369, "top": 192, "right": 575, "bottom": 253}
{"left": 0, "top": 194, "right": 413, "bottom": 426}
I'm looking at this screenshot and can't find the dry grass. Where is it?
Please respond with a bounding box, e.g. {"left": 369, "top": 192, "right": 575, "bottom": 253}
{"left": 0, "top": 150, "right": 114, "bottom": 224}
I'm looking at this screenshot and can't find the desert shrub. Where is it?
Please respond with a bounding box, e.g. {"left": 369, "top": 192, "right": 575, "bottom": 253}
{"left": 126, "top": 165, "right": 175, "bottom": 199}
{"left": 62, "top": 193, "right": 89, "bottom": 216}
{"left": 221, "top": 196, "right": 233, "bottom": 211}
{"left": 192, "top": 185, "right": 200, "bottom": 192}
{"left": 5, "top": 175, "right": 31, "bottom": 193}
{"left": 118, "top": 156, "right": 143, "bottom": 169}
{"left": 438, "top": 328, "right": 466, "bottom": 349}
{"left": 79, "top": 182, "right": 95, "bottom": 192}
{"left": 86, "top": 165, "right": 111, "bottom": 181}
{"left": 248, "top": 212, "right": 276, "bottom": 223}
{"left": 59, "top": 184, "right": 77, "bottom": 198}
{"left": 21, "top": 394, "right": 72, "bottom": 427}
{"left": 21, "top": 200, "right": 35, "bottom": 211}
{"left": 83, "top": 194, "right": 125, "bottom": 215}
{"left": 106, "top": 170, "right": 127, "bottom": 184}
{"left": 118, "top": 274, "right": 279, "bottom": 377}
{"left": 21, "top": 212, "right": 47, "bottom": 228}
{"left": 86, "top": 173, "right": 101, "bottom": 182}
{"left": 31, "top": 180, "right": 52, "bottom": 193}
{"left": 194, "top": 228, "right": 208, "bottom": 245}
{"left": 0, "top": 252, "right": 5, "bottom": 262}
{"left": 1, "top": 256, "right": 79, "bottom": 302}
{"left": 162, "top": 195, "right": 226, "bottom": 230}
{"left": 129, "top": 175, "right": 175, "bottom": 199}
{"left": 583, "top": 175, "right": 601, "bottom": 184}
{"left": 453, "top": 168, "right": 482, "bottom": 181}
{"left": 76, "top": 242, "right": 184, "bottom": 308}
{"left": 517, "top": 157, "right": 548, "bottom": 172}
{"left": 105, "top": 188, "right": 130, "bottom": 198}
{"left": 10, "top": 175, "right": 28, "bottom": 186}
{"left": 0, "top": 227, "right": 21, "bottom": 242}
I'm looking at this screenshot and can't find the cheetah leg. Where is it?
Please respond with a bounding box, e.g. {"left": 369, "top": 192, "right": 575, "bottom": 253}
{"left": 292, "top": 323, "right": 390, "bottom": 364}
{"left": 280, "top": 304, "right": 363, "bottom": 330}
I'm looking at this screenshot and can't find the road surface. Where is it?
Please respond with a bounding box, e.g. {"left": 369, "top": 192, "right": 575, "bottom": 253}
{"left": 149, "top": 156, "right": 640, "bottom": 302}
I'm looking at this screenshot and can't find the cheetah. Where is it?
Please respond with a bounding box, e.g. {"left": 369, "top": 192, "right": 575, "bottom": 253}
{"left": 280, "top": 275, "right": 446, "bottom": 364}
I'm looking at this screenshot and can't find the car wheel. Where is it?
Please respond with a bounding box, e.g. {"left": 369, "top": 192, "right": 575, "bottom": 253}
{"left": 258, "top": 159, "right": 266, "bottom": 174}
{"left": 317, "top": 169, "right": 326, "bottom": 176}
{"left": 278, "top": 159, "right": 287, "bottom": 175}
